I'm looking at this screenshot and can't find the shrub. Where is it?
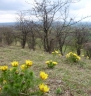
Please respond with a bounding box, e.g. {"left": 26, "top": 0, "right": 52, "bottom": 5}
{"left": 0, "top": 60, "right": 49, "bottom": 96}
{"left": 66, "top": 52, "right": 81, "bottom": 62}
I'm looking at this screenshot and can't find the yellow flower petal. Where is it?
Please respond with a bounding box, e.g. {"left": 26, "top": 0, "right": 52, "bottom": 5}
{"left": 40, "top": 71, "right": 48, "bottom": 80}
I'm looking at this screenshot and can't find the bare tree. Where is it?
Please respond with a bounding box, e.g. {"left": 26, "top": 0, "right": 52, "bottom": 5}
{"left": 73, "top": 27, "right": 90, "bottom": 55}
{"left": 16, "top": 12, "right": 30, "bottom": 48}
{"left": 83, "top": 42, "right": 91, "bottom": 58}
{"left": 27, "top": 21, "right": 36, "bottom": 50}
{"left": 48, "top": 0, "right": 89, "bottom": 55}
{"left": 54, "top": 22, "right": 72, "bottom": 55}
{"left": 53, "top": 3, "right": 74, "bottom": 55}
{"left": 31, "top": 0, "right": 74, "bottom": 53}
{"left": 15, "top": 0, "right": 89, "bottom": 53}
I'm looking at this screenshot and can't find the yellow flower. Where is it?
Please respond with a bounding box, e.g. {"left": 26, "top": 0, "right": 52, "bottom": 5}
{"left": 3, "top": 80, "right": 7, "bottom": 84}
{"left": 25, "top": 60, "right": 33, "bottom": 67}
{"left": 40, "top": 71, "right": 48, "bottom": 80}
{"left": 52, "top": 50, "right": 59, "bottom": 54}
{"left": 53, "top": 62, "right": 58, "bottom": 65}
{"left": 55, "top": 51, "right": 59, "bottom": 54}
{"left": 82, "top": 55, "right": 84, "bottom": 57}
{"left": 87, "top": 56, "right": 89, "bottom": 59}
{"left": 52, "top": 52, "right": 54, "bottom": 54}
{"left": 10, "top": 68, "right": 13, "bottom": 71}
{"left": 58, "top": 54, "right": 62, "bottom": 56}
{"left": 39, "top": 83, "right": 49, "bottom": 93}
{"left": 69, "top": 52, "right": 73, "bottom": 54}
{"left": 77, "top": 56, "right": 81, "bottom": 60}
{"left": 1, "top": 66, "right": 8, "bottom": 71}
{"left": 20, "top": 64, "right": 27, "bottom": 70}
{"left": 45, "top": 61, "right": 50, "bottom": 64}
{"left": 66, "top": 54, "right": 70, "bottom": 58}
{"left": 11, "top": 61, "right": 19, "bottom": 67}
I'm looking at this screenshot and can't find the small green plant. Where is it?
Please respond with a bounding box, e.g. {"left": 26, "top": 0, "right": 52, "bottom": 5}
{"left": 52, "top": 50, "right": 61, "bottom": 57}
{"left": 0, "top": 60, "right": 49, "bottom": 96}
{"left": 66, "top": 52, "right": 81, "bottom": 62}
{"left": 56, "top": 87, "right": 63, "bottom": 95}
{"left": 45, "top": 60, "right": 58, "bottom": 68}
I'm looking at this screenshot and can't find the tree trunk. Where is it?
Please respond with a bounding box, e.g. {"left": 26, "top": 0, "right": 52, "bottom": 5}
{"left": 43, "top": 34, "right": 50, "bottom": 52}
{"left": 77, "top": 47, "right": 81, "bottom": 56}
{"left": 59, "top": 40, "right": 63, "bottom": 55}
{"left": 59, "top": 46, "right": 63, "bottom": 56}
{"left": 21, "top": 35, "right": 26, "bottom": 49}
{"left": 31, "top": 35, "right": 35, "bottom": 51}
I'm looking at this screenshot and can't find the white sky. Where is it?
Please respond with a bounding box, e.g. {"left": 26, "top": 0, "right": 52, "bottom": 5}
{"left": 0, "top": 0, "right": 91, "bottom": 23}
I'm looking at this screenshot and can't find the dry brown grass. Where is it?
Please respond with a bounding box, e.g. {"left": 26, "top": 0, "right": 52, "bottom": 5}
{"left": 0, "top": 45, "right": 91, "bottom": 96}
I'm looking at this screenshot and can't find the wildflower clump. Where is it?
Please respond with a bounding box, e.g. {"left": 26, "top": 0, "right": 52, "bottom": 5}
{"left": 39, "top": 71, "right": 49, "bottom": 94}
{"left": 0, "top": 60, "right": 49, "bottom": 96}
{"left": 39, "top": 83, "right": 49, "bottom": 93}
{"left": 46, "top": 60, "right": 58, "bottom": 68}
{"left": 40, "top": 71, "right": 48, "bottom": 80}
{"left": 1, "top": 66, "right": 8, "bottom": 71}
{"left": 20, "top": 64, "right": 27, "bottom": 70}
{"left": 25, "top": 60, "right": 33, "bottom": 67}
{"left": 11, "top": 61, "right": 19, "bottom": 67}
{"left": 66, "top": 52, "right": 81, "bottom": 62}
{"left": 52, "top": 50, "right": 60, "bottom": 57}
{"left": 20, "top": 60, "right": 33, "bottom": 70}
{"left": 52, "top": 50, "right": 59, "bottom": 54}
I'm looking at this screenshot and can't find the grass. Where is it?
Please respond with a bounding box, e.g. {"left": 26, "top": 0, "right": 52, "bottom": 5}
{"left": 0, "top": 45, "right": 91, "bottom": 96}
